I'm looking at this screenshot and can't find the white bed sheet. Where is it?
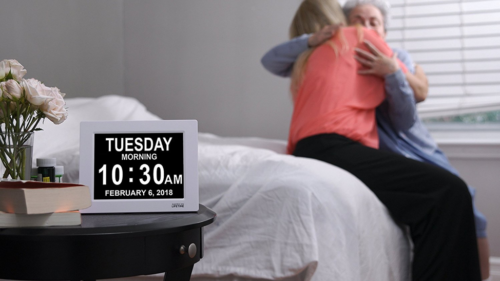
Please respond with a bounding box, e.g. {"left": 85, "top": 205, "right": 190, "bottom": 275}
{"left": 32, "top": 96, "right": 411, "bottom": 281}
{"left": 193, "top": 134, "right": 411, "bottom": 281}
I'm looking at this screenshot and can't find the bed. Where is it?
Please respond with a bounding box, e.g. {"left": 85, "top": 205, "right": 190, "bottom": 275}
{"left": 33, "top": 95, "right": 411, "bottom": 281}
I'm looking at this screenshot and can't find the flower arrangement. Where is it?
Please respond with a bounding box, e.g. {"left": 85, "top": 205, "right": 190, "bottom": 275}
{"left": 0, "top": 59, "right": 68, "bottom": 180}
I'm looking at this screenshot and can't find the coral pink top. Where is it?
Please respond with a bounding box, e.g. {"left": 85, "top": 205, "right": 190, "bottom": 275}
{"left": 287, "top": 27, "right": 408, "bottom": 154}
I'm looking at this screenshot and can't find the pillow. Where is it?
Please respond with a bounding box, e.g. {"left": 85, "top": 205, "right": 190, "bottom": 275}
{"left": 33, "top": 95, "right": 161, "bottom": 183}
{"left": 199, "top": 133, "right": 287, "bottom": 154}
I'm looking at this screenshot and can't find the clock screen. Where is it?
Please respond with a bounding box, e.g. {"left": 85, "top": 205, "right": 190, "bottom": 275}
{"left": 93, "top": 133, "right": 184, "bottom": 200}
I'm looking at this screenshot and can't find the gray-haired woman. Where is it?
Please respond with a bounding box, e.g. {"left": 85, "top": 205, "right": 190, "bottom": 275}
{"left": 262, "top": 0, "right": 490, "bottom": 279}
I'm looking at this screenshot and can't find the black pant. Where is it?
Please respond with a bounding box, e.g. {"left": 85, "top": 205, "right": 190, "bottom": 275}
{"left": 293, "top": 133, "right": 481, "bottom": 281}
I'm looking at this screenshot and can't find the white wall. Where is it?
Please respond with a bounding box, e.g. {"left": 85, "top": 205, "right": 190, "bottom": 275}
{"left": 0, "top": 0, "right": 312, "bottom": 140}
{"left": 453, "top": 157, "right": 500, "bottom": 254}
{"left": 123, "top": 1, "right": 300, "bottom": 139}
{"left": 441, "top": 144, "right": 500, "bottom": 257}
{"left": 0, "top": 0, "right": 124, "bottom": 99}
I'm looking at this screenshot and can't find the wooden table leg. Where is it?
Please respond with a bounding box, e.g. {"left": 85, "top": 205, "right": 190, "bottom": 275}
{"left": 163, "top": 265, "right": 194, "bottom": 281}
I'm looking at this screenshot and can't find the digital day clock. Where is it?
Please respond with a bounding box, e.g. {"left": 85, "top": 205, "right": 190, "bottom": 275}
{"left": 79, "top": 120, "right": 199, "bottom": 213}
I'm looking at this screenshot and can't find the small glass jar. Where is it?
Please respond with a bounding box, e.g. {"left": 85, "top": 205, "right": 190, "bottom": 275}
{"left": 55, "top": 166, "right": 64, "bottom": 183}
{"left": 36, "top": 158, "right": 56, "bottom": 183}
{"left": 31, "top": 167, "right": 38, "bottom": 181}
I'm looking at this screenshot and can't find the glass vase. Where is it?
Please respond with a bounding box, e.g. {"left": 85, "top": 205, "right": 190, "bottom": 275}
{"left": 0, "top": 131, "right": 34, "bottom": 180}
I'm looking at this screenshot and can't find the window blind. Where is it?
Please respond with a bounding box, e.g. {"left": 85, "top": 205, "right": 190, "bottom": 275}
{"left": 386, "top": 0, "right": 500, "bottom": 119}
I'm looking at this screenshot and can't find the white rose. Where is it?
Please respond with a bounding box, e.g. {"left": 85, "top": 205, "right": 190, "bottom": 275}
{"left": 0, "top": 59, "right": 27, "bottom": 81}
{"left": 0, "top": 80, "right": 23, "bottom": 100}
{"left": 22, "top": 78, "right": 54, "bottom": 107}
{"left": 0, "top": 61, "right": 6, "bottom": 81}
{"left": 40, "top": 87, "right": 67, "bottom": 124}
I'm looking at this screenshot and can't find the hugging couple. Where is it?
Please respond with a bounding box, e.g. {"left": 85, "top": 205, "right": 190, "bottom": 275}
{"left": 261, "top": 0, "right": 490, "bottom": 280}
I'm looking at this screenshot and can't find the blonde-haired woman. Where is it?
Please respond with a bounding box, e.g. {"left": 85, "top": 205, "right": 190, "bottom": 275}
{"left": 288, "top": 0, "right": 345, "bottom": 95}
{"left": 286, "top": 0, "right": 481, "bottom": 280}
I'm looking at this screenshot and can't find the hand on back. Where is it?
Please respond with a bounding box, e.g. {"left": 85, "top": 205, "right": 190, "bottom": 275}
{"left": 307, "top": 24, "right": 343, "bottom": 48}
{"left": 354, "top": 40, "right": 399, "bottom": 77}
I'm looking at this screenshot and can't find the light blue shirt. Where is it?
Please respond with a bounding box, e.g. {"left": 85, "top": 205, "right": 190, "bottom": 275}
{"left": 261, "top": 34, "right": 487, "bottom": 237}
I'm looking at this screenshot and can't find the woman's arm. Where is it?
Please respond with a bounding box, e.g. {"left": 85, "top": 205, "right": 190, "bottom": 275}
{"left": 260, "top": 34, "right": 310, "bottom": 77}
{"left": 260, "top": 25, "right": 341, "bottom": 77}
{"left": 355, "top": 40, "right": 417, "bottom": 131}
{"left": 405, "top": 65, "right": 429, "bottom": 103}
{"left": 393, "top": 48, "right": 428, "bottom": 103}
{"left": 384, "top": 70, "right": 418, "bottom": 131}
{"left": 356, "top": 46, "right": 429, "bottom": 104}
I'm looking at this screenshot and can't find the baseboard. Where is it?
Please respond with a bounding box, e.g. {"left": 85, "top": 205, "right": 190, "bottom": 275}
{"left": 2, "top": 258, "right": 499, "bottom": 281}
{"left": 60, "top": 257, "right": 500, "bottom": 281}
{"left": 491, "top": 257, "right": 500, "bottom": 281}
{"left": 57, "top": 256, "right": 500, "bottom": 281}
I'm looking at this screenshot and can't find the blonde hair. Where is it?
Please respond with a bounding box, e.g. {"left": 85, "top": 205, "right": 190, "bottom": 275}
{"left": 289, "top": 0, "right": 350, "bottom": 98}
{"left": 289, "top": 0, "right": 346, "bottom": 39}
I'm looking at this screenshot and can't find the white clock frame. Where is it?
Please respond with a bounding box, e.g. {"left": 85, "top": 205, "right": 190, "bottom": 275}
{"left": 79, "top": 120, "right": 199, "bottom": 213}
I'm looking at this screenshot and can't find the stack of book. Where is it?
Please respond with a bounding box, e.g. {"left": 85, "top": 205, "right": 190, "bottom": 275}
{"left": 0, "top": 181, "right": 91, "bottom": 227}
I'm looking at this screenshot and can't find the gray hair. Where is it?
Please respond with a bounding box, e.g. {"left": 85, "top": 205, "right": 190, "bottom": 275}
{"left": 342, "top": 0, "right": 391, "bottom": 31}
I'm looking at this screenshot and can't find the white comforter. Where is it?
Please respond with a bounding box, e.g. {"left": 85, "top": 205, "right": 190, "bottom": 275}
{"left": 194, "top": 134, "right": 411, "bottom": 281}
{"left": 33, "top": 96, "right": 411, "bottom": 281}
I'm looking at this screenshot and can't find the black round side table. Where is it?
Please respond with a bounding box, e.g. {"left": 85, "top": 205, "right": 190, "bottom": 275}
{"left": 0, "top": 204, "right": 216, "bottom": 281}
